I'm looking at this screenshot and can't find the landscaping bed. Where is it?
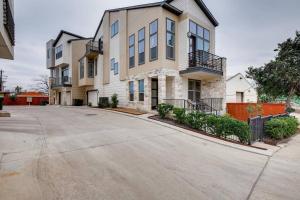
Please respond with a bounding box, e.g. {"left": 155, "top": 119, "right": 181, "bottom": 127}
{"left": 105, "top": 107, "right": 146, "bottom": 115}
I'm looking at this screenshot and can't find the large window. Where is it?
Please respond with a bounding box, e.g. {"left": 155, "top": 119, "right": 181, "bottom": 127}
{"left": 189, "top": 20, "right": 210, "bottom": 52}
{"left": 111, "top": 20, "right": 119, "bottom": 38}
{"left": 79, "top": 59, "right": 84, "bottom": 79}
{"left": 129, "top": 81, "right": 134, "bottom": 101}
{"left": 166, "top": 18, "right": 175, "bottom": 60}
{"left": 138, "top": 79, "right": 144, "bottom": 101}
{"left": 138, "top": 28, "right": 145, "bottom": 65}
{"left": 129, "top": 34, "right": 135, "bottom": 68}
{"left": 88, "top": 60, "right": 94, "bottom": 78}
{"left": 149, "top": 19, "right": 158, "bottom": 61}
{"left": 55, "top": 45, "right": 63, "bottom": 59}
{"left": 188, "top": 79, "right": 201, "bottom": 102}
{"left": 62, "top": 67, "right": 69, "bottom": 83}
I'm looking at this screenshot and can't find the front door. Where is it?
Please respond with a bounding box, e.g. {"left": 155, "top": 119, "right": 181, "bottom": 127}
{"left": 188, "top": 79, "right": 201, "bottom": 103}
{"left": 151, "top": 78, "right": 158, "bottom": 110}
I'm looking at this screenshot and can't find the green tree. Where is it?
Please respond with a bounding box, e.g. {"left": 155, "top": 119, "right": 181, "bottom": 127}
{"left": 247, "top": 31, "right": 300, "bottom": 108}
{"left": 15, "top": 86, "right": 22, "bottom": 95}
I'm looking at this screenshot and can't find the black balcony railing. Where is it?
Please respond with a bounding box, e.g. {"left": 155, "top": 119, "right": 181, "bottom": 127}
{"left": 188, "top": 50, "right": 223, "bottom": 74}
{"left": 3, "top": 0, "right": 15, "bottom": 46}
{"left": 86, "top": 40, "right": 100, "bottom": 55}
{"left": 50, "top": 77, "right": 72, "bottom": 88}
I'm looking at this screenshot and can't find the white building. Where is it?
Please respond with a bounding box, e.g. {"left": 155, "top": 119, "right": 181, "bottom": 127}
{"left": 226, "top": 73, "right": 257, "bottom": 103}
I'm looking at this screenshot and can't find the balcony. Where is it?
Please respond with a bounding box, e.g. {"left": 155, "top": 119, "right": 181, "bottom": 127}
{"left": 85, "top": 41, "right": 101, "bottom": 59}
{"left": 3, "top": 0, "right": 15, "bottom": 46}
{"left": 50, "top": 76, "right": 72, "bottom": 89}
{"left": 180, "top": 50, "right": 224, "bottom": 79}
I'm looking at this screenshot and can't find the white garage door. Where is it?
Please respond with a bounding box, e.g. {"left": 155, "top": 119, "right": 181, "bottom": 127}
{"left": 87, "top": 91, "right": 98, "bottom": 107}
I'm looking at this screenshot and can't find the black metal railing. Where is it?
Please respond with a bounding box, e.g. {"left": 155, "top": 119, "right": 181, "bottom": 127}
{"left": 50, "top": 77, "right": 72, "bottom": 88}
{"left": 86, "top": 41, "right": 99, "bottom": 55}
{"left": 164, "top": 98, "right": 223, "bottom": 115}
{"left": 188, "top": 50, "right": 223, "bottom": 74}
{"left": 3, "top": 0, "right": 15, "bottom": 45}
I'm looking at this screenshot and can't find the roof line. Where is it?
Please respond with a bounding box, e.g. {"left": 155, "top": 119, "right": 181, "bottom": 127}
{"left": 67, "top": 37, "right": 93, "bottom": 43}
{"left": 53, "top": 30, "right": 85, "bottom": 47}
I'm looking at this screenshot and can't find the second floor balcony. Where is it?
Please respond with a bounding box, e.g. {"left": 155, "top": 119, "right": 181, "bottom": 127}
{"left": 86, "top": 40, "right": 102, "bottom": 59}
{"left": 180, "top": 50, "right": 224, "bottom": 79}
{"left": 50, "top": 76, "right": 72, "bottom": 89}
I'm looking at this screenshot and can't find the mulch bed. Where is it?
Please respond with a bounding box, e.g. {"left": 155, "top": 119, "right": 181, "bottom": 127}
{"left": 263, "top": 133, "right": 299, "bottom": 146}
{"left": 105, "top": 107, "right": 147, "bottom": 115}
{"left": 149, "top": 115, "right": 267, "bottom": 150}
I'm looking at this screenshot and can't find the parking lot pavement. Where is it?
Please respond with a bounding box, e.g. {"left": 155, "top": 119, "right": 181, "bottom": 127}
{"left": 0, "top": 106, "right": 298, "bottom": 200}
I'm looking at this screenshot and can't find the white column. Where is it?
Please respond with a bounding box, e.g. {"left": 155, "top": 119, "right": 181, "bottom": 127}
{"left": 158, "top": 75, "right": 166, "bottom": 104}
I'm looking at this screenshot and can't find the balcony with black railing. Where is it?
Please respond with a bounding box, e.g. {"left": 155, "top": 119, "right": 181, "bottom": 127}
{"left": 180, "top": 50, "right": 224, "bottom": 76}
{"left": 3, "top": 0, "right": 15, "bottom": 46}
{"left": 50, "top": 76, "right": 72, "bottom": 89}
{"left": 86, "top": 40, "right": 101, "bottom": 58}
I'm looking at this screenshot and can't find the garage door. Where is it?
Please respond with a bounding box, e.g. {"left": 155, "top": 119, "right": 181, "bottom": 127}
{"left": 87, "top": 91, "right": 98, "bottom": 107}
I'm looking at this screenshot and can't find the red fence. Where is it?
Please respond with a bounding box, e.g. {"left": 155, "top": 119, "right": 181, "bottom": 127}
{"left": 3, "top": 96, "right": 49, "bottom": 106}
{"left": 227, "top": 103, "right": 286, "bottom": 122}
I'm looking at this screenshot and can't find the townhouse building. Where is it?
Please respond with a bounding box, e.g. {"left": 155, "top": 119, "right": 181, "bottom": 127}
{"left": 0, "top": 0, "right": 14, "bottom": 60}
{"left": 46, "top": 31, "right": 91, "bottom": 105}
{"left": 47, "top": 0, "right": 227, "bottom": 113}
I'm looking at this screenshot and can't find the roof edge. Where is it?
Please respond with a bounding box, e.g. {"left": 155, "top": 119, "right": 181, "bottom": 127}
{"left": 53, "top": 30, "right": 85, "bottom": 47}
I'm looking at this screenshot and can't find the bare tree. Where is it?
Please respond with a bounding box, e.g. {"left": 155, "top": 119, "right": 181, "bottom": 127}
{"left": 32, "top": 74, "right": 49, "bottom": 94}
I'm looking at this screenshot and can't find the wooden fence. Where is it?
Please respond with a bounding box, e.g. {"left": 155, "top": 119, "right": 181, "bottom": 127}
{"left": 227, "top": 103, "right": 286, "bottom": 122}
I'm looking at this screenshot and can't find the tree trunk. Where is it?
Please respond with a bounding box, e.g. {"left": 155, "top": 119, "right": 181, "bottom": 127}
{"left": 286, "top": 87, "right": 296, "bottom": 109}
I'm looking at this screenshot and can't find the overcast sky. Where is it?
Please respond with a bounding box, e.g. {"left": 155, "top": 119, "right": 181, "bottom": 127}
{"left": 1, "top": 0, "right": 299, "bottom": 90}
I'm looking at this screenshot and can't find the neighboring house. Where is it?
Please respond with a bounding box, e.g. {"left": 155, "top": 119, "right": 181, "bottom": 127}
{"left": 46, "top": 30, "right": 91, "bottom": 105}
{"left": 0, "top": 0, "right": 14, "bottom": 60}
{"left": 226, "top": 73, "right": 257, "bottom": 103}
{"left": 47, "top": 0, "right": 227, "bottom": 113}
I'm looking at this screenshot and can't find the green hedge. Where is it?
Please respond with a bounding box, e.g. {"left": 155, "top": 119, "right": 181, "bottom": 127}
{"left": 265, "top": 117, "right": 299, "bottom": 140}
{"left": 157, "top": 104, "right": 251, "bottom": 144}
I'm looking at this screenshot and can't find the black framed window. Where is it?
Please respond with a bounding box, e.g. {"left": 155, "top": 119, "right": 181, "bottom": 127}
{"left": 111, "top": 20, "right": 119, "bottom": 38}
{"left": 129, "top": 81, "right": 134, "bottom": 101}
{"left": 149, "top": 19, "right": 158, "bottom": 61}
{"left": 79, "top": 59, "right": 84, "bottom": 79}
{"left": 138, "top": 28, "right": 145, "bottom": 65}
{"left": 138, "top": 79, "right": 144, "bottom": 101}
{"left": 129, "top": 34, "right": 135, "bottom": 68}
{"left": 189, "top": 20, "right": 210, "bottom": 52}
{"left": 88, "top": 60, "right": 94, "bottom": 78}
{"left": 114, "top": 62, "right": 119, "bottom": 75}
{"left": 111, "top": 58, "right": 115, "bottom": 71}
{"left": 166, "top": 18, "right": 175, "bottom": 60}
{"left": 95, "top": 58, "right": 97, "bottom": 76}
{"left": 55, "top": 45, "right": 63, "bottom": 59}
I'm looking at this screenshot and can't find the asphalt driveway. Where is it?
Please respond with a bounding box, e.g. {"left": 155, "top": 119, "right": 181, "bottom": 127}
{"left": 0, "top": 106, "right": 299, "bottom": 200}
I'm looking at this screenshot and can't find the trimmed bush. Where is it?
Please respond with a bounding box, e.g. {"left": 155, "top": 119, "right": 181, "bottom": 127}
{"left": 186, "top": 111, "right": 207, "bottom": 130}
{"left": 157, "top": 103, "right": 173, "bottom": 119}
{"left": 173, "top": 107, "right": 186, "bottom": 124}
{"left": 111, "top": 94, "right": 119, "bottom": 108}
{"left": 265, "top": 117, "right": 299, "bottom": 139}
{"left": 98, "top": 97, "right": 109, "bottom": 108}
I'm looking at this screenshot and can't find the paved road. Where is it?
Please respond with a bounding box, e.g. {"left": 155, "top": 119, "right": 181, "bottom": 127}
{"left": 0, "top": 106, "right": 298, "bottom": 200}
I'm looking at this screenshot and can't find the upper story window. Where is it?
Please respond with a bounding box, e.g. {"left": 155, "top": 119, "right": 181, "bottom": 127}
{"left": 138, "top": 79, "right": 144, "bottom": 101}
{"left": 150, "top": 19, "right": 158, "bottom": 61}
{"left": 95, "top": 58, "right": 98, "bottom": 76}
{"left": 111, "top": 20, "right": 119, "bottom": 38}
{"left": 189, "top": 20, "right": 210, "bottom": 52}
{"left": 129, "top": 34, "right": 135, "bottom": 68}
{"left": 114, "top": 62, "right": 119, "bottom": 75}
{"left": 79, "top": 59, "right": 84, "bottom": 79}
{"left": 88, "top": 60, "right": 94, "bottom": 78}
{"left": 55, "top": 45, "right": 63, "bottom": 60}
{"left": 166, "top": 18, "right": 175, "bottom": 60}
{"left": 138, "top": 28, "right": 145, "bottom": 65}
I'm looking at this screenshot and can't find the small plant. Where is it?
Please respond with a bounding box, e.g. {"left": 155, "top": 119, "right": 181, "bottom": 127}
{"left": 157, "top": 103, "right": 173, "bottom": 119}
{"left": 173, "top": 107, "right": 186, "bottom": 124}
{"left": 111, "top": 94, "right": 119, "bottom": 108}
{"left": 88, "top": 102, "right": 92, "bottom": 107}
{"left": 98, "top": 97, "right": 109, "bottom": 108}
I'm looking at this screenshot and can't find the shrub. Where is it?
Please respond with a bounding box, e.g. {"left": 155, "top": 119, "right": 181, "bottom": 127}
{"left": 157, "top": 103, "right": 173, "bottom": 119}
{"left": 265, "top": 117, "right": 299, "bottom": 139}
{"left": 286, "top": 107, "right": 295, "bottom": 113}
{"left": 88, "top": 102, "right": 92, "bottom": 107}
{"left": 186, "top": 111, "right": 207, "bottom": 130}
{"left": 173, "top": 108, "right": 186, "bottom": 124}
{"left": 111, "top": 94, "right": 119, "bottom": 108}
{"left": 98, "top": 97, "right": 109, "bottom": 108}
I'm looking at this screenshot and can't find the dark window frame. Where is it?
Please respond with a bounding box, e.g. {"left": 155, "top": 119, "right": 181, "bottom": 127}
{"left": 114, "top": 62, "right": 119, "bottom": 75}
{"left": 189, "top": 20, "right": 210, "bottom": 53}
{"left": 138, "top": 79, "right": 144, "bottom": 101}
{"left": 166, "top": 18, "right": 175, "bottom": 60}
{"left": 111, "top": 58, "right": 115, "bottom": 71}
{"left": 94, "top": 58, "right": 98, "bottom": 76}
{"left": 138, "top": 27, "right": 145, "bottom": 65}
{"left": 55, "top": 45, "right": 63, "bottom": 60}
{"left": 188, "top": 79, "right": 201, "bottom": 102}
{"left": 149, "top": 19, "right": 158, "bottom": 62}
{"left": 79, "top": 59, "right": 84, "bottom": 79}
{"left": 129, "top": 34, "right": 135, "bottom": 68}
{"left": 129, "top": 81, "right": 134, "bottom": 101}
{"left": 111, "top": 20, "right": 119, "bottom": 38}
